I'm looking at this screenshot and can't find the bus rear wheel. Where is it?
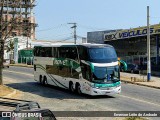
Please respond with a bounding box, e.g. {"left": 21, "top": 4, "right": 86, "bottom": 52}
{"left": 43, "top": 76, "right": 48, "bottom": 85}
{"left": 69, "top": 82, "right": 74, "bottom": 92}
{"left": 76, "top": 84, "right": 82, "bottom": 95}
{"left": 39, "top": 75, "right": 43, "bottom": 84}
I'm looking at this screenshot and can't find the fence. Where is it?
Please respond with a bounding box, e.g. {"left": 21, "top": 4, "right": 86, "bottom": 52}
{"left": 18, "top": 57, "right": 33, "bottom": 65}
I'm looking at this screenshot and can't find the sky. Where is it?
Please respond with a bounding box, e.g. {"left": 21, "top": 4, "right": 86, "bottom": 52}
{"left": 35, "top": 0, "right": 160, "bottom": 42}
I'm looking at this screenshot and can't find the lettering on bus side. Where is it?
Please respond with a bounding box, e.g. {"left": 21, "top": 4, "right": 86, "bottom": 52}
{"left": 53, "top": 59, "right": 80, "bottom": 69}
{"left": 53, "top": 59, "right": 68, "bottom": 66}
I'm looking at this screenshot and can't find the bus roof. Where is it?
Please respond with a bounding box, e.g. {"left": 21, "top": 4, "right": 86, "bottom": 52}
{"left": 34, "top": 43, "right": 113, "bottom": 48}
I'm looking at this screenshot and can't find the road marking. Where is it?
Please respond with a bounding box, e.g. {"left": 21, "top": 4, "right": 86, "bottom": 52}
{"left": 119, "top": 94, "right": 160, "bottom": 107}
{"left": 3, "top": 70, "right": 34, "bottom": 77}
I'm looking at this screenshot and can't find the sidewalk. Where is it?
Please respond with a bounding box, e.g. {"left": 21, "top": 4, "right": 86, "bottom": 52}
{"left": 10, "top": 64, "right": 33, "bottom": 68}
{"left": 121, "top": 72, "right": 160, "bottom": 89}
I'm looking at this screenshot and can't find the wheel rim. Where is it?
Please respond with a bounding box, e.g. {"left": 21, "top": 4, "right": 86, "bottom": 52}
{"left": 40, "top": 76, "right": 42, "bottom": 83}
{"left": 77, "top": 85, "right": 81, "bottom": 94}
{"left": 70, "top": 84, "right": 74, "bottom": 92}
{"left": 131, "top": 70, "right": 133, "bottom": 73}
{"left": 44, "top": 79, "right": 47, "bottom": 85}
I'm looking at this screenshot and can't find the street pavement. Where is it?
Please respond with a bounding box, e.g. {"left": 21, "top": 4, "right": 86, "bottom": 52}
{"left": 10, "top": 64, "right": 160, "bottom": 89}
{"left": 1, "top": 66, "right": 160, "bottom": 120}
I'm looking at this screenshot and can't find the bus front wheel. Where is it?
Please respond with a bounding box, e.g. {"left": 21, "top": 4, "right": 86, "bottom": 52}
{"left": 76, "top": 84, "right": 82, "bottom": 95}
{"left": 69, "top": 82, "right": 74, "bottom": 92}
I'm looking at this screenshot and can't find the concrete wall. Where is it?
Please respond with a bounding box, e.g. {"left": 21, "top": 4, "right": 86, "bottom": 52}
{"left": 87, "top": 30, "right": 116, "bottom": 44}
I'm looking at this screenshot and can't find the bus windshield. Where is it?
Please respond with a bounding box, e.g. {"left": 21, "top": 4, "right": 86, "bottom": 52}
{"left": 88, "top": 47, "right": 117, "bottom": 63}
{"left": 92, "top": 66, "right": 120, "bottom": 83}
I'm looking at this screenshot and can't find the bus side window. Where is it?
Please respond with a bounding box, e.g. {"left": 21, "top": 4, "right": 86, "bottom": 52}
{"left": 53, "top": 47, "right": 57, "bottom": 58}
{"left": 58, "top": 47, "right": 67, "bottom": 58}
{"left": 39, "top": 48, "right": 45, "bottom": 57}
{"left": 34, "top": 47, "right": 37, "bottom": 56}
{"left": 34, "top": 47, "right": 41, "bottom": 57}
{"left": 45, "top": 47, "right": 52, "bottom": 57}
{"left": 78, "top": 46, "right": 88, "bottom": 60}
{"left": 68, "top": 47, "right": 78, "bottom": 61}
{"left": 80, "top": 61, "right": 91, "bottom": 81}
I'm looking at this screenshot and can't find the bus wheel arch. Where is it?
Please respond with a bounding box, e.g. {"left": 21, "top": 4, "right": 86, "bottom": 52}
{"left": 76, "top": 82, "right": 82, "bottom": 95}
{"left": 69, "top": 81, "right": 74, "bottom": 92}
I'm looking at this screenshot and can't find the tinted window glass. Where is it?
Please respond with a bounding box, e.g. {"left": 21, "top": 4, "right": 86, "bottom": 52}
{"left": 34, "top": 47, "right": 52, "bottom": 57}
{"left": 88, "top": 47, "right": 117, "bottom": 63}
{"left": 44, "top": 47, "right": 52, "bottom": 57}
{"left": 34, "top": 47, "right": 41, "bottom": 56}
{"left": 78, "top": 46, "right": 88, "bottom": 60}
{"left": 53, "top": 47, "right": 57, "bottom": 57}
{"left": 58, "top": 47, "right": 78, "bottom": 61}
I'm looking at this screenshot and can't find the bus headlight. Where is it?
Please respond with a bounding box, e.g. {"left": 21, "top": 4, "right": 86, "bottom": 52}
{"left": 116, "top": 84, "right": 120, "bottom": 88}
{"left": 91, "top": 83, "right": 96, "bottom": 88}
{"left": 91, "top": 83, "right": 101, "bottom": 88}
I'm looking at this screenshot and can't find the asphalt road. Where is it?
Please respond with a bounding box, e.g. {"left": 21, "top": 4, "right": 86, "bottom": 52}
{"left": 1, "top": 66, "right": 160, "bottom": 120}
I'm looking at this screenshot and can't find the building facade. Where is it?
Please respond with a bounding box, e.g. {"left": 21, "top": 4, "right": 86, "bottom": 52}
{"left": 0, "top": 0, "right": 36, "bottom": 40}
{"left": 87, "top": 24, "right": 160, "bottom": 72}
{"left": 87, "top": 30, "right": 117, "bottom": 44}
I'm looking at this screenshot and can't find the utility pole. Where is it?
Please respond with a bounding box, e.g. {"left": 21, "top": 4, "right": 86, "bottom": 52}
{"left": 147, "top": 6, "right": 151, "bottom": 81}
{"left": 68, "top": 23, "right": 77, "bottom": 44}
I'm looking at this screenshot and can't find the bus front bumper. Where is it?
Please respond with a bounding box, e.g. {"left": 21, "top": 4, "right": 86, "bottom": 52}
{"left": 90, "top": 86, "right": 121, "bottom": 95}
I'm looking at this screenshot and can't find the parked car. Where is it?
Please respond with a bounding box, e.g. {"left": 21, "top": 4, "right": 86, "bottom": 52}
{"left": 3, "top": 59, "right": 10, "bottom": 68}
{"left": 126, "top": 63, "right": 139, "bottom": 73}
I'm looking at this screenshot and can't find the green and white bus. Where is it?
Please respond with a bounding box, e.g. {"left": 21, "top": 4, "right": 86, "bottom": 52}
{"left": 33, "top": 43, "right": 121, "bottom": 95}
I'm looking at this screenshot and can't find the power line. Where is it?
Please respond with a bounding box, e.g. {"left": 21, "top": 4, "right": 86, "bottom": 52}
{"left": 53, "top": 36, "right": 74, "bottom": 43}
{"left": 37, "top": 31, "right": 74, "bottom": 40}
{"left": 78, "top": 24, "right": 108, "bottom": 31}
{"left": 36, "top": 23, "right": 68, "bottom": 32}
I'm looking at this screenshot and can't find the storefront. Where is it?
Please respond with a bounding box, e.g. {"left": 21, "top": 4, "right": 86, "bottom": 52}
{"left": 104, "top": 24, "right": 160, "bottom": 66}
{"left": 87, "top": 24, "right": 160, "bottom": 75}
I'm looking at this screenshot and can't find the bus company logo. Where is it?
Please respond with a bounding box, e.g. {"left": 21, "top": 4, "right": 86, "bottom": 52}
{"left": 104, "top": 33, "right": 117, "bottom": 40}
{"left": 2, "top": 112, "right": 42, "bottom": 118}
{"left": 54, "top": 59, "right": 68, "bottom": 66}
{"left": 2, "top": 112, "right": 12, "bottom": 117}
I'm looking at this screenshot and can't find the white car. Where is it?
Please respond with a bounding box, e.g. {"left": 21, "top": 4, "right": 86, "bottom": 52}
{"left": 3, "top": 59, "right": 10, "bottom": 68}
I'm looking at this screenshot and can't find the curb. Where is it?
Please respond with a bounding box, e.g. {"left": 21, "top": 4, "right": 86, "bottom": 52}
{"left": 10, "top": 64, "right": 33, "bottom": 68}
{"left": 121, "top": 80, "right": 160, "bottom": 89}
{"left": 1, "top": 85, "right": 17, "bottom": 98}
{"left": 4, "top": 89, "right": 17, "bottom": 98}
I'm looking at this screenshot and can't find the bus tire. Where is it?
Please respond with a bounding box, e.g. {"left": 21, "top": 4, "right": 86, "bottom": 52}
{"left": 69, "top": 82, "right": 74, "bottom": 92}
{"left": 76, "top": 83, "right": 82, "bottom": 95}
{"left": 39, "top": 75, "right": 43, "bottom": 84}
{"left": 43, "top": 76, "right": 48, "bottom": 85}
{"left": 131, "top": 69, "right": 134, "bottom": 73}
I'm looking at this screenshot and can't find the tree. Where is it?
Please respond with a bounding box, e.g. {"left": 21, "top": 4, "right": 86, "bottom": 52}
{"left": 0, "top": 0, "right": 5, "bottom": 85}
{"left": 6, "top": 40, "right": 14, "bottom": 53}
{"left": 6, "top": 39, "right": 14, "bottom": 63}
{"left": 0, "top": 0, "right": 20, "bottom": 85}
